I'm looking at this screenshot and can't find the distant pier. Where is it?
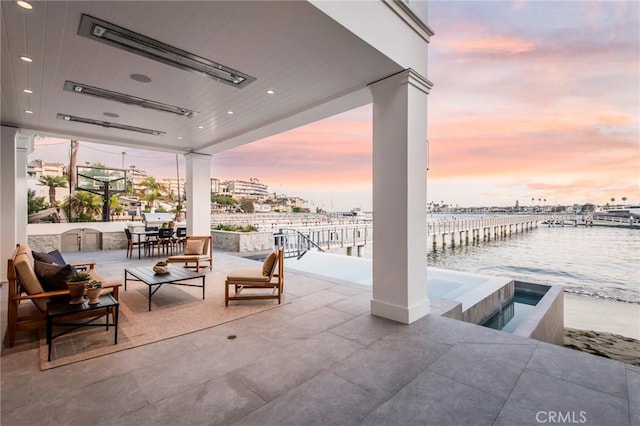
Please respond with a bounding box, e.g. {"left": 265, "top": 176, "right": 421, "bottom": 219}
{"left": 427, "top": 215, "right": 543, "bottom": 249}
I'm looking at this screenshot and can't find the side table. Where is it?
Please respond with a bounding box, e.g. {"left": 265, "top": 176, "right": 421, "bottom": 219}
{"left": 46, "top": 294, "right": 119, "bottom": 361}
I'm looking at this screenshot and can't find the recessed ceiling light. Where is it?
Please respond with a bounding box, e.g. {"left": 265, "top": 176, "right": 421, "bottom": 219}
{"left": 177, "top": 136, "right": 183, "bottom": 140}
{"left": 227, "top": 111, "right": 234, "bottom": 115}
{"left": 20, "top": 56, "right": 32, "bottom": 63}
{"left": 24, "top": 110, "right": 33, "bottom": 114}
{"left": 23, "top": 89, "right": 33, "bottom": 94}
{"left": 130, "top": 73, "right": 152, "bottom": 83}
{"left": 266, "top": 90, "right": 275, "bottom": 95}
{"left": 17, "top": 1, "right": 32, "bottom": 10}
{"left": 197, "top": 125, "right": 204, "bottom": 129}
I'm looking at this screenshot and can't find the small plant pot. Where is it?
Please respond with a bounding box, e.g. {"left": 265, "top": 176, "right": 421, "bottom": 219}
{"left": 86, "top": 288, "right": 101, "bottom": 304}
{"left": 67, "top": 281, "right": 88, "bottom": 304}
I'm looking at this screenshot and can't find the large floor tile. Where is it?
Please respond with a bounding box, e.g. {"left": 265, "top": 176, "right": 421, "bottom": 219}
{"left": 427, "top": 342, "right": 536, "bottom": 398}
{"left": 329, "top": 312, "right": 408, "bottom": 347}
{"left": 362, "top": 370, "right": 504, "bottom": 426}
{"left": 259, "top": 306, "right": 355, "bottom": 345}
{"left": 3, "top": 372, "right": 148, "bottom": 425}
{"left": 231, "top": 331, "right": 364, "bottom": 402}
{"left": 333, "top": 331, "right": 450, "bottom": 401}
{"left": 233, "top": 372, "right": 378, "bottom": 426}
{"left": 328, "top": 291, "right": 373, "bottom": 317}
{"left": 506, "top": 369, "right": 629, "bottom": 426}
{"left": 527, "top": 342, "right": 628, "bottom": 398}
{"left": 107, "top": 373, "right": 265, "bottom": 426}
{"left": 132, "top": 333, "right": 275, "bottom": 403}
{"left": 628, "top": 367, "right": 640, "bottom": 426}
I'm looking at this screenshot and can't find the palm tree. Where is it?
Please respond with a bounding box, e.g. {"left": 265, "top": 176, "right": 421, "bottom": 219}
{"left": 141, "top": 190, "right": 164, "bottom": 211}
{"left": 109, "top": 194, "right": 125, "bottom": 220}
{"left": 138, "top": 176, "right": 168, "bottom": 210}
{"left": 38, "top": 175, "right": 68, "bottom": 205}
{"left": 622, "top": 197, "right": 627, "bottom": 205}
{"left": 66, "top": 192, "right": 102, "bottom": 221}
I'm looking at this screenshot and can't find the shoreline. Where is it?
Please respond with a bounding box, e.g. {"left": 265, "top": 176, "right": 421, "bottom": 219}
{"left": 564, "top": 294, "right": 640, "bottom": 340}
{"left": 563, "top": 294, "right": 640, "bottom": 365}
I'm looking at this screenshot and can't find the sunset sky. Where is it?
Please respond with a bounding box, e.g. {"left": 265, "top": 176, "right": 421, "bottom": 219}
{"left": 31, "top": 1, "right": 639, "bottom": 211}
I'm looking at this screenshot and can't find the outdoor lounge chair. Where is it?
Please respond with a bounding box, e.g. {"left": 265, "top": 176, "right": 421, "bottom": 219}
{"left": 225, "top": 248, "right": 284, "bottom": 306}
{"left": 4, "top": 244, "right": 120, "bottom": 347}
{"left": 165, "top": 236, "right": 212, "bottom": 272}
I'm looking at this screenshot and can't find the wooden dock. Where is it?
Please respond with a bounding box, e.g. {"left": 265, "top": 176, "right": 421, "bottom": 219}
{"left": 427, "top": 215, "right": 544, "bottom": 248}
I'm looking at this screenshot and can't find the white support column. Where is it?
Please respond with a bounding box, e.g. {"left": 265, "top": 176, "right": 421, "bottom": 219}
{"left": 1, "top": 127, "right": 33, "bottom": 281}
{"left": 15, "top": 134, "right": 32, "bottom": 245}
{"left": 184, "top": 152, "right": 212, "bottom": 237}
{"left": 369, "top": 69, "right": 432, "bottom": 324}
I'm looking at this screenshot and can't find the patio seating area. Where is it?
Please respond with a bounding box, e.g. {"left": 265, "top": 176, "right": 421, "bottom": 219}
{"left": 1, "top": 249, "right": 638, "bottom": 425}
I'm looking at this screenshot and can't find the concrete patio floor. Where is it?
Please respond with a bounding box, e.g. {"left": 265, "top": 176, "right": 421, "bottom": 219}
{"left": 1, "top": 249, "right": 638, "bottom": 425}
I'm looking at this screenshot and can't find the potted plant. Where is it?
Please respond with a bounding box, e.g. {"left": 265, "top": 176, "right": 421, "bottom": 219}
{"left": 66, "top": 271, "right": 91, "bottom": 304}
{"left": 85, "top": 280, "right": 102, "bottom": 304}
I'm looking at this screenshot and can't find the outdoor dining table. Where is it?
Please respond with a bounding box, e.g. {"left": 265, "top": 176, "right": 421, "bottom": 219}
{"left": 130, "top": 230, "right": 159, "bottom": 259}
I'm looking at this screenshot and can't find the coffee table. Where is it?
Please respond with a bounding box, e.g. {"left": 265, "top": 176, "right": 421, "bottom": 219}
{"left": 46, "top": 294, "right": 119, "bottom": 361}
{"left": 124, "top": 266, "right": 206, "bottom": 311}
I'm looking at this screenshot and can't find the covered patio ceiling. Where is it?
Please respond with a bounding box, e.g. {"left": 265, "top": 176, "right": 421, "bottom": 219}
{"left": 1, "top": 1, "right": 404, "bottom": 155}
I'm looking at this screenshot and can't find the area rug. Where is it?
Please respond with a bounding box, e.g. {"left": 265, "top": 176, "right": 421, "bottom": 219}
{"left": 39, "top": 272, "right": 286, "bottom": 370}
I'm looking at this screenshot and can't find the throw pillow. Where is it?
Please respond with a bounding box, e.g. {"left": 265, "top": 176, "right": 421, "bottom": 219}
{"left": 33, "top": 251, "right": 58, "bottom": 264}
{"left": 34, "top": 261, "right": 73, "bottom": 292}
{"left": 262, "top": 251, "right": 278, "bottom": 277}
{"left": 184, "top": 239, "right": 204, "bottom": 255}
{"left": 33, "top": 249, "right": 66, "bottom": 265}
{"left": 47, "top": 249, "right": 67, "bottom": 265}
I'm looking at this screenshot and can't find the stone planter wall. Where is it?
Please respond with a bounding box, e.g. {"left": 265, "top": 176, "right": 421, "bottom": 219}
{"left": 212, "top": 230, "right": 273, "bottom": 252}
{"left": 27, "top": 224, "right": 275, "bottom": 253}
{"left": 27, "top": 222, "right": 132, "bottom": 252}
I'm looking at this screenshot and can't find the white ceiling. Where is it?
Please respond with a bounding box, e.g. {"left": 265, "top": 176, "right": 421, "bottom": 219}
{"left": 1, "top": 1, "right": 402, "bottom": 155}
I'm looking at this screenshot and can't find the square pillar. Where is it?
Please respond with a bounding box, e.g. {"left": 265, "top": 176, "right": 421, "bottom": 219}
{"left": 369, "top": 69, "right": 433, "bottom": 324}
{"left": 184, "top": 152, "right": 212, "bottom": 236}
{"left": 1, "top": 127, "right": 33, "bottom": 281}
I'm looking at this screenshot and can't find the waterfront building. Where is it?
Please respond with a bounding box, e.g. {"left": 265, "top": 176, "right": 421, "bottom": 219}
{"left": 224, "top": 178, "right": 270, "bottom": 201}
{"left": 210, "top": 178, "right": 221, "bottom": 195}
{"left": 128, "top": 167, "right": 148, "bottom": 193}
{"left": 158, "top": 177, "right": 186, "bottom": 201}
{"left": 27, "top": 159, "right": 67, "bottom": 179}
{"left": 26, "top": 160, "right": 69, "bottom": 202}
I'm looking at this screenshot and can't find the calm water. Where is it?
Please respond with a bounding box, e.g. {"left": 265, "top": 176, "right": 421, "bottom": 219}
{"left": 332, "top": 219, "right": 640, "bottom": 304}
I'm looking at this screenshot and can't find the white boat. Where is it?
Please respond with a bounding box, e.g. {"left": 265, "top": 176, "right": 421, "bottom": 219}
{"left": 603, "top": 205, "right": 640, "bottom": 218}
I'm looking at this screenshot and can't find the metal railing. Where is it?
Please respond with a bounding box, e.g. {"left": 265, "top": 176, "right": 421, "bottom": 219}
{"left": 274, "top": 224, "right": 372, "bottom": 258}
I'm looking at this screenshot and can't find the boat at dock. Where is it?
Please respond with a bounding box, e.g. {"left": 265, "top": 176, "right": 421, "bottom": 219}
{"left": 599, "top": 205, "right": 640, "bottom": 219}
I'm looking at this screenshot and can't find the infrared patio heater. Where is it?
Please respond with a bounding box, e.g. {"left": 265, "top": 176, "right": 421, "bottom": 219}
{"left": 76, "top": 166, "right": 127, "bottom": 222}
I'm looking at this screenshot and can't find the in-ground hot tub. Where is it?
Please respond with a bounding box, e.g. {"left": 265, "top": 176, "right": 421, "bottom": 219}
{"left": 284, "top": 250, "right": 564, "bottom": 344}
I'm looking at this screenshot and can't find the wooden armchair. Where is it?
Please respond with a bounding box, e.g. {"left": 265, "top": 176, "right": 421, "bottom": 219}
{"left": 4, "top": 244, "right": 120, "bottom": 348}
{"left": 225, "top": 248, "right": 284, "bottom": 306}
{"left": 165, "top": 236, "right": 213, "bottom": 272}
